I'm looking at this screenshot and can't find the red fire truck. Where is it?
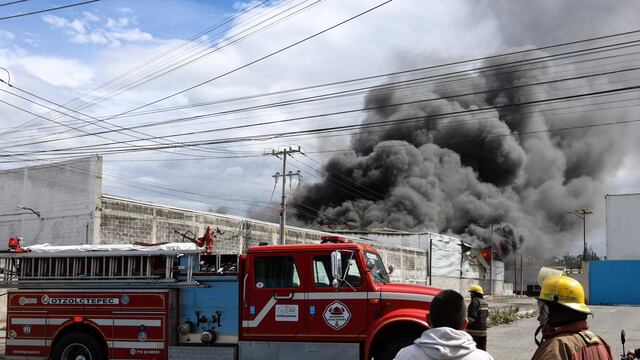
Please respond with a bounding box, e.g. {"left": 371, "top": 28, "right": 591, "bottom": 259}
{"left": 1, "top": 235, "right": 439, "bottom": 360}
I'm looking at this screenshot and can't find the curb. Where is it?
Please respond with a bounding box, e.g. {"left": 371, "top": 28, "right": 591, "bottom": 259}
{"left": 516, "top": 309, "right": 537, "bottom": 318}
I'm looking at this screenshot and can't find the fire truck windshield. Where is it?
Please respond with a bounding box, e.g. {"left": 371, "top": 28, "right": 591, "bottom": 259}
{"left": 364, "top": 251, "right": 390, "bottom": 284}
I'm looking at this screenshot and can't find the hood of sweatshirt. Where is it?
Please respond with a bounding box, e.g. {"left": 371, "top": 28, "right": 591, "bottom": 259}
{"left": 413, "top": 327, "right": 478, "bottom": 359}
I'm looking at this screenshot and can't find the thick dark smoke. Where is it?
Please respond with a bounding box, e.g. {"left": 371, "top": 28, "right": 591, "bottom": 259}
{"left": 293, "top": 54, "right": 636, "bottom": 257}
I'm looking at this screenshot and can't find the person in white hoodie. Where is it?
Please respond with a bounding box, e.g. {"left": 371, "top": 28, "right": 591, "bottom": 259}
{"left": 394, "top": 289, "right": 494, "bottom": 360}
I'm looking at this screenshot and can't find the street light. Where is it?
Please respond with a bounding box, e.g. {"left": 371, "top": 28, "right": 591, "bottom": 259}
{"left": 567, "top": 208, "right": 593, "bottom": 260}
{"left": 16, "top": 205, "right": 40, "bottom": 218}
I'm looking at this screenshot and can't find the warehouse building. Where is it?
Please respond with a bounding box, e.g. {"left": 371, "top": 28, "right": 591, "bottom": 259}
{"left": 0, "top": 156, "right": 505, "bottom": 294}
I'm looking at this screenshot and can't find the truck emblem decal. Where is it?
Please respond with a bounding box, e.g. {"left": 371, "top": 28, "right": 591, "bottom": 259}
{"left": 323, "top": 301, "right": 351, "bottom": 330}
{"left": 41, "top": 295, "right": 49, "bottom": 304}
{"left": 18, "top": 297, "right": 36, "bottom": 306}
{"left": 7, "top": 330, "right": 16, "bottom": 339}
{"left": 121, "top": 295, "right": 130, "bottom": 305}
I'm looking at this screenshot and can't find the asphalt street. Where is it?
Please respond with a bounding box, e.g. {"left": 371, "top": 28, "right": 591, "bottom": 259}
{"left": 488, "top": 305, "right": 640, "bottom": 359}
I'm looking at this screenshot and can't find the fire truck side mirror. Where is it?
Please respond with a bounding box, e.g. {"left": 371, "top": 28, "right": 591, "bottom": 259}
{"left": 331, "top": 251, "right": 343, "bottom": 285}
{"left": 332, "top": 279, "right": 339, "bottom": 288}
{"left": 387, "top": 264, "right": 395, "bottom": 274}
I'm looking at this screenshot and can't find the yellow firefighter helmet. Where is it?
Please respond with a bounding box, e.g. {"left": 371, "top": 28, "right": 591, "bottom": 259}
{"left": 468, "top": 284, "right": 484, "bottom": 295}
{"left": 538, "top": 275, "right": 591, "bottom": 314}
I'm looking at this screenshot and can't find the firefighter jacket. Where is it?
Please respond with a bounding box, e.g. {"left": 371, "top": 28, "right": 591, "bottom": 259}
{"left": 466, "top": 297, "right": 489, "bottom": 337}
{"left": 531, "top": 320, "right": 613, "bottom": 360}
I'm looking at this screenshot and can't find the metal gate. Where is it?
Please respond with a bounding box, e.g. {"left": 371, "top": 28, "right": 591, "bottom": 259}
{"left": 589, "top": 260, "right": 640, "bottom": 305}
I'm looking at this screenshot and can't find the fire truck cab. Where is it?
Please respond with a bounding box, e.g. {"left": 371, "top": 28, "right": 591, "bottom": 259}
{"left": 1, "top": 237, "right": 439, "bottom": 360}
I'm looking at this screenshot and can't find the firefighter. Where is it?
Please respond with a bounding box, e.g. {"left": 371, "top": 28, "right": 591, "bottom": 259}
{"left": 531, "top": 274, "right": 613, "bottom": 360}
{"left": 466, "top": 284, "right": 489, "bottom": 351}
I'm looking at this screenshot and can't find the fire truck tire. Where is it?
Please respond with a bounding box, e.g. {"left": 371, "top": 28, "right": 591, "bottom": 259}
{"left": 375, "top": 337, "right": 414, "bottom": 360}
{"left": 52, "top": 332, "right": 105, "bottom": 360}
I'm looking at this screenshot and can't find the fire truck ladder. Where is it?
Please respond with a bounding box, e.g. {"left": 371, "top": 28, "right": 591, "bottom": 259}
{"left": 0, "top": 249, "right": 201, "bottom": 289}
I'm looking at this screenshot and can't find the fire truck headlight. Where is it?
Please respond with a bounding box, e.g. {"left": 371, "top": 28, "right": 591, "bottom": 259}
{"left": 200, "top": 330, "right": 216, "bottom": 344}
{"left": 178, "top": 321, "right": 193, "bottom": 336}
{"left": 138, "top": 330, "right": 148, "bottom": 342}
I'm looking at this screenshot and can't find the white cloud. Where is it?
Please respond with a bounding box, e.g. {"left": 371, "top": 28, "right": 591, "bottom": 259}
{"left": 83, "top": 11, "right": 100, "bottom": 23}
{"left": 41, "top": 14, "right": 67, "bottom": 28}
{"left": 41, "top": 10, "right": 152, "bottom": 47}
{"left": 19, "top": 56, "right": 93, "bottom": 88}
{"left": 0, "top": 29, "right": 15, "bottom": 41}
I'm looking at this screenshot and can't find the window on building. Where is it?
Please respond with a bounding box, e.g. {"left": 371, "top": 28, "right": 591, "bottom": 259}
{"left": 254, "top": 256, "right": 300, "bottom": 288}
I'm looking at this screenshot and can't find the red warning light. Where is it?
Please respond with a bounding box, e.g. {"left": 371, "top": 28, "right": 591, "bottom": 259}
{"left": 73, "top": 316, "right": 84, "bottom": 323}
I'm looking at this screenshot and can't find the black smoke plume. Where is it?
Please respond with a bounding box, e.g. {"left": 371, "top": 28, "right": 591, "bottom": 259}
{"left": 292, "top": 54, "right": 636, "bottom": 257}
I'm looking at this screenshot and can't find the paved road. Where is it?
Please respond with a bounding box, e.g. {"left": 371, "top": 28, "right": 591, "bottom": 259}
{"left": 488, "top": 305, "right": 640, "bottom": 359}
{"left": 0, "top": 303, "right": 635, "bottom": 360}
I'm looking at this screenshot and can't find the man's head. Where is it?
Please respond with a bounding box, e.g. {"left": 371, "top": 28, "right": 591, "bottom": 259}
{"left": 427, "top": 289, "right": 468, "bottom": 330}
{"left": 536, "top": 275, "right": 591, "bottom": 327}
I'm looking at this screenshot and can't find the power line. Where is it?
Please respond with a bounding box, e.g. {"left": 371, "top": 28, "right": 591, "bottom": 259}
{"left": 0, "top": 0, "right": 27, "bottom": 7}
{"left": 0, "top": 0, "right": 100, "bottom": 20}
{"left": 0, "top": 0, "right": 330, "bottom": 159}
{"left": 96, "top": 0, "right": 393, "bottom": 124}
{"left": 4, "top": 63, "right": 637, "bottom": 153}
{"left": 6, "top": 33, "right": 640, "bottom": 149}
{"left": 6, "top": 91, "right": 639, "bottom": 158}
{"left": 2, "top": 25, "right": 637, "bottom": 142}
{"left": 1, "top": 44, "right": 640, "bottom": 149}
{"left": 87, "top": 0, "right": 324, "bottom": 106}
{"left": 0, "top": 0, "right": 288, "bottom": 145}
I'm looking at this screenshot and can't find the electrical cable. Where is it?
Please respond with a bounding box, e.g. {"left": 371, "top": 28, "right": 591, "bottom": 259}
{"left": 0, "top": 0, "right": 100, "bottom": 20}
{"left": 0, "top": 0, "right": 27, "bottom": 7}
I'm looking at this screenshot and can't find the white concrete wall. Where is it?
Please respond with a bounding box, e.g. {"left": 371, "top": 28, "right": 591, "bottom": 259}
{"left": 0, "top": 156, "right": 102, "bottom": 246}
{"left": 606, "top": 193, "right": 640, "bottom": 260}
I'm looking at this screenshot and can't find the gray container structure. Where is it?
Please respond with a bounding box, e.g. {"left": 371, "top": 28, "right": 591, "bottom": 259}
{"left": 605, "top": 193, "right": 640, "bottom": 260}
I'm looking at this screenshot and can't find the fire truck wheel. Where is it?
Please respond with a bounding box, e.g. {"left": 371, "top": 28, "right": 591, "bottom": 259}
{"left": 376, "top": 337, "right": 414, "bottom": 360}
{"left": 52, "top": 332, "right": 105, "bottom": 360}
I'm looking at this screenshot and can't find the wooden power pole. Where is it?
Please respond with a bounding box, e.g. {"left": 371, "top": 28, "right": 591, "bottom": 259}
{"left": 267, "top": 146, "right": 303, "bottom": 245}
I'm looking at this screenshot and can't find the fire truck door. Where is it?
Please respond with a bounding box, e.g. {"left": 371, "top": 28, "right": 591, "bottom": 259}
{"left": 242, "top": 254, "right": 306, "bottom": 339}
{"left": 306, "top": 252, "right": 368, "bottom": 341}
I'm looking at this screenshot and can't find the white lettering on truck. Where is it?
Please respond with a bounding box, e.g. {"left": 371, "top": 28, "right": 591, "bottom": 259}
{"left": 44, "top": 298, "right": 120, "bottom": 305}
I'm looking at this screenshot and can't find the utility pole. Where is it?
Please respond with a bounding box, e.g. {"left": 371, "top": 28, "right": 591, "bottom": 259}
{"left": 519, "top": 251, "right": 524, "bottom": 296}
{"left": 513, "top": 251, "right": 517, "bottom": 296}
{"left": 266, "top": 146, "right": 303, "bottom": 245}
{"left": 567, "top": 208, "right": 593, "bottom": 260}
{"left": 489, "top": 224, "right": 494, "bottom": 296}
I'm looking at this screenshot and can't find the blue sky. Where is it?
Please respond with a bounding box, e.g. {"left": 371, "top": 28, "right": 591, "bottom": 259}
{"left": 0, "top": 0, "right": 232, "bottom": 60}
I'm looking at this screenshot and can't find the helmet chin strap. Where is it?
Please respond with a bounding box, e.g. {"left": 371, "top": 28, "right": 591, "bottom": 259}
{"left": 534, "top": 325, "right": 543, "bottom": 346}
{"left": 534, "top": 302, "right": 550, "bottom": 347}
